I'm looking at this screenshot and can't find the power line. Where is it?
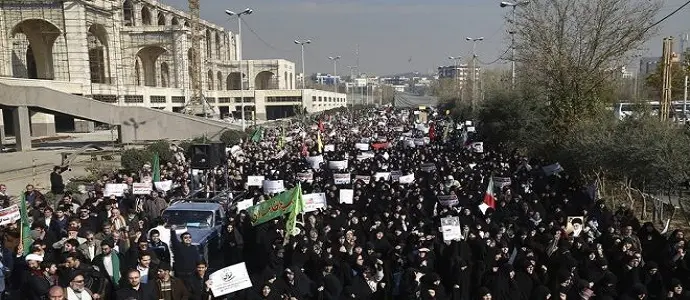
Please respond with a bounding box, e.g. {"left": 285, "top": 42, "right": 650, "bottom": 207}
{"left": 240, "top": 18, "right": 296, "bottom": 53}
{"left": 477, "top": 46, "right": 511, "bottom": 65}
{"left": 647, "top": 0, "right": 690, "bottom": 30}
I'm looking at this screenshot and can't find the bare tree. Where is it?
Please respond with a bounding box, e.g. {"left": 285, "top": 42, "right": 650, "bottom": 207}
{"left": 514, "top": 0, "right": 661, "bottom": 132}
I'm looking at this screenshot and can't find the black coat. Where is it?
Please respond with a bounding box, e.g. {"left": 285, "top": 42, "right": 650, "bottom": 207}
{"left": 116, "top": 283, "right": 157, "bottom": 300}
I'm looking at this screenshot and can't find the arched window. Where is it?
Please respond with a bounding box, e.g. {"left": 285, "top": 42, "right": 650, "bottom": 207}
{"left": 141, "top": 7, "right": 152, "bottom": 25}
{"left": 123, "top": 0, "right": 134, "bottom": 26}
{"left": 171, "top": 17, "right": 179, "bottom": 26}
{"left": 157, "top": 12, "right": 166, "bottom": 26}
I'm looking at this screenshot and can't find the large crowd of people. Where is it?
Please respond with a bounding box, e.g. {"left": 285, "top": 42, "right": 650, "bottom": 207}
{"left": 0, "top": 107, "right": 687, "bottom": 300}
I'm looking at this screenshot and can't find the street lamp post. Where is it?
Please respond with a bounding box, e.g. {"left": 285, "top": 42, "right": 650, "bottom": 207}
{"left": 466, "top": 37, "right": 483, "bottom": 110}
{"left": 448, "top": 56, "right": 462, "bottom": 99}
{"left": 500, "top": 0, "right": 529, "bottom": 89}
{"left": 295, "top": 39, "right": 312, "bottom": 89}
{"left": 225, "top": 8, "right": 253, "bottom": 131}
{"left": 328, "top": 56, "right": 341, "bottom": 93}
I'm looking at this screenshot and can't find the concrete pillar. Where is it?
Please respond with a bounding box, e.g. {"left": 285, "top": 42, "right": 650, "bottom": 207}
{"left": 0, "top": 109, "right": 5, "bottom": 146}
{"left": 254, "top": 90, "right": 267, "bottom": 121}
{"left": 74, "top": 118, "right": 95, "bottom": 132}
{"left": 30, "top": 112, "right": 56, "bottom": 137}
{"left": 62, "top": 1, "right": 90, "bottom": 84}
{"left": 12, "top": 106, "right": 31, "bottom": 151}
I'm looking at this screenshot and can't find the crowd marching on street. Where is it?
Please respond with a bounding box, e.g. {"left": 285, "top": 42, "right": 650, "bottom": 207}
{"left": 0, "top": 106, "right": 688, "bottom": 300}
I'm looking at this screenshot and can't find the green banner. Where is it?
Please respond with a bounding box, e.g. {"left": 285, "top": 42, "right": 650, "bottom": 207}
{"left": 20, "top": 193, "right": 32, "bottom": 255}
{"left": 247, "top": 185, "right": 301, "bottom": 226}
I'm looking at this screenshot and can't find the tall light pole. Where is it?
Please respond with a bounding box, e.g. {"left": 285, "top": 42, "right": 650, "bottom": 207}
{"left": 466, "top": 37, "right": 483, "bottom": 110}
{"left": 328, "top": 56, "right": 341, "bottom": 93}
{"left": 449, "top": 56, "right": 462, "bottom": 99}
{"left": 225, "top": 8, "right": 253, "bottom": 131}
{"left": 500, "top": 0, "right": 529, "bottom": 89}
{"left": 295, "top": 39, "right": 311, "bottom": 89}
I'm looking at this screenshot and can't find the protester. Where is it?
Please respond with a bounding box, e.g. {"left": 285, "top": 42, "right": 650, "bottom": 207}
{"left": 0, "top": 107, "right": 686, "bottom": 300}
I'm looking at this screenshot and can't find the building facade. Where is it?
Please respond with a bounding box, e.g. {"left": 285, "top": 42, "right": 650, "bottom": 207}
{"left": 437, "top": 64, "right": 480, "bottom": 85}
{"left": 0, "top": 0, "right": 345, "bottom": 136}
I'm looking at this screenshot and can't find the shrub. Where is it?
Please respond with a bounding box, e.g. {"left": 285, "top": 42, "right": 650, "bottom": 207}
{"left": 120, "top": 148, "right": 152, "bottom": 172}
{"left": 146, "top": 140, "right": 174, "bottom": 163}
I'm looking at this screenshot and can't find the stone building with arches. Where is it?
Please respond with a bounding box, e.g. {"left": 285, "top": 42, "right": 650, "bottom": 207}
{"left": 0, "top": 0, "right": 346, "bottom": 139}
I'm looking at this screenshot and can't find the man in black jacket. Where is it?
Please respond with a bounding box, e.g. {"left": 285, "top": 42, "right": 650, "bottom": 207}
{"left": 116, "top": 269, "right": 156, "bottom": 300}
{"left": 184, "top": 261, "right": 210, "bottom": 300}
{"left": 169, "top": 228, "right": 200, "bottom": 283}
{"left": 50, "top": 165, "right": 69, "bottom": 195}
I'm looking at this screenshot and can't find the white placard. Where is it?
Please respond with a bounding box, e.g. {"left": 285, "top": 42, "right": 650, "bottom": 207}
{"left": 339, "top": 189, "right": 354, "bottom": 204}
{"left": 247, "top": 176, "right": 265, "bottom": 187}
{"left": 324, "top": 144, "right": 335, "bottom": 152}
{"left": 303, "top": 193, "right": 327, "bottom": 212}
{"left": 355, "top": 143, "right": 370, "bottom": 151}
{"left": 374, "top": 172, "right": 391, "bottom": 181}
{"left": 262, "top": 180, "right": 285, "bottom": 194}
{"left": 209, "top": 262, "right": 253, "bottom": 297}
{"left": 328, "top": 160, "right": 348, "bottom": 170}
{"left": 470, "top": 142, "right": 484, "bottom": 153}
{"left": 399, "top": 174, "right": 415, "bottom": 184}
{"left": 441, "top": 216, "right": 462, "bottom": 241}
{"left": 236, "top": 199, "right": 254, "bottom": 211}
{"left": 465, "top": 120, "right": 473, "bottom": 126}
{"left": 355, "top": 175, "right": 371, "bottom": 184}
{"left": 467, "top": 126, "right": 476, "bottom": 133}
{"left": 296, "top": 172, "right": 314, "bottom": 182}
{"left": 0, "top": 205, "right": 20, "bottom": 226}
{"left": 306, "top": 155, "right": 324, "bottom": 169}
{"left": 154, "top": 180, "right": 172, "bottom": 192}
{"left": 132, "top": 182, "right": 152, "bottom": 195}
{"left": 334, "top": 173, "right": 351, "bottom": 185}
{"left": 104, "top": 183, "right": 128, "bottom": 197}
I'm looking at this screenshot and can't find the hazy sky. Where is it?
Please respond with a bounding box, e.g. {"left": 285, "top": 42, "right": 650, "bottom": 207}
{"left": 167, "top": 0, "right": 689, "bottom": 75}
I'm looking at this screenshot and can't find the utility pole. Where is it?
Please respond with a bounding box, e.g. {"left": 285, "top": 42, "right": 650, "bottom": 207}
{"left": 661, "top": 37, "right": 674, "bottom": 121}
{"left": 225, "top": 8, "right": 253, "bottom": 130}
{"left": 683, "top": 75, "right": 688, "bottom": 121}
{"left": 500, "top": 1, "right": 529, "bottom": 89}
{"left": 295, "top": 40, "right": 312, "bottom": 89}
{"left": 347, "top": 66, "right": 356, "bottom": 106}
{"left": 328, "top": 56, "right": 341, "bottom": 93}
{"left": 449, "top": 56, "right": 462, "bottom": 100}
{"left": 466, "top": 37, "right": 484, "bottom": 111}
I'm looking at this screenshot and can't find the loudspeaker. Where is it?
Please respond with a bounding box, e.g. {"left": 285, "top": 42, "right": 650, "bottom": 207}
{"left": 209, "top": 142, "right": 227, "bottom": 166}
{"left": 189, "top": 143, "right": 227, "bottom": 169}
{"left": 189, "top": 144, "right": 212, "bottom": 169}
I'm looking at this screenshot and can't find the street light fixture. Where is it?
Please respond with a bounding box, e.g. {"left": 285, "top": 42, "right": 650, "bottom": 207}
{"left": 500, "top": 0, "right": 529, "bottom": 89}
{"left": 225, "top": 8, "right": 253, "bottom": 130}
{"left": 328, "top": 56, "right": 341, "bottom": 93}
{"left": 295, "top": 39, "right": 312, "bottom": 89}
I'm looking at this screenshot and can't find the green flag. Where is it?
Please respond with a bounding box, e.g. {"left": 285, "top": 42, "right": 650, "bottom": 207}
{"left": 285, "top": 183, "right": 305, "bottom": 238}
{"left": 152, "top": 152, "right": 161, "bottom": 182}
{"left": 251, "top": 127, "right": 263, "bottom": 143}
{"left": 19, "top": 193, "right": 32, "bottom": 255}
{"left": 246, "top": 185, "right": 302, "bottom": 226}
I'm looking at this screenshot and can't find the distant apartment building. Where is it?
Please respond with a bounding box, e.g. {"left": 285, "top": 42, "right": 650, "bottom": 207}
{"left": 314, "top": 73, "right": 341, "bottom": 85}
{"left": 639, "top": 52, "right": 681, "bottom": 78}
{"left": 437, "top": 64, "right": 480, "bottom": 85}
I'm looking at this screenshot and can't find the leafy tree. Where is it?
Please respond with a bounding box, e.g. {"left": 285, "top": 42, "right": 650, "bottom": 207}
{"left": 120, "top": 148, "right": 153, "bottom": 172}
{"left": 146, "top": 140, "right": 174, "bottom": 163}
{"left": 219, "top": 130, "right": 248, "bottom": 146}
